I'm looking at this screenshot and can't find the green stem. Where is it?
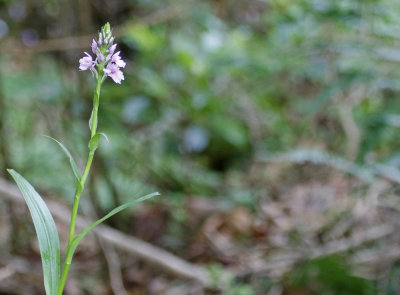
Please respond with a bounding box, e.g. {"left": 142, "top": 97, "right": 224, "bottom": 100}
{"left": 56, "top": 72, "right": 103, "bottom": 295}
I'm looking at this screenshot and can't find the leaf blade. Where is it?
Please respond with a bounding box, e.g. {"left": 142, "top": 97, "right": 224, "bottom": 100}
{"left": 43, "top": 135, "right": 82, "bottom": 182}
{"left": 88, "top": 133, "right": 101, "bottom": 155}
{"left": 8, "top": 169, "right": 61, "bottom": 295}
{"left": 67, "top": 192, "right": 159, "bottom": 261}
{"left": 88, "top": 133, "right": 109, "bottom": 155}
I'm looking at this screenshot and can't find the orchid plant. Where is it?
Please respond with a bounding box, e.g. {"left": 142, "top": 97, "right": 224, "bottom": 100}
{"left": 7, "top": 23, "right": 159, "bottom": 295}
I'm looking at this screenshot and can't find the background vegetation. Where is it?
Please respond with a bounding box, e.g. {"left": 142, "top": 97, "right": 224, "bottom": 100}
{"left": 1, "top": 0, "right": 400, "bottom": 294}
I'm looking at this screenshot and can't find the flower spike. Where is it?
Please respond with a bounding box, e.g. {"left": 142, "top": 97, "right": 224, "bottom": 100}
{"left": 78, "top": 23, "right": 125, "bottom": 84}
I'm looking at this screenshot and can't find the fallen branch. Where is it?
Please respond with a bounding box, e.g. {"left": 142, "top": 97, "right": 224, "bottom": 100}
{"left": 233, "top": 224, "right": 395, "bottom": 278}
{"left": 4, "top": 1, "right": 194, "bottom": 53}
{"left": 81, "top": 201, "right": 128, "bottom": 295}
{"left": 0, "top": 177, "right": 212, "bottom": 286}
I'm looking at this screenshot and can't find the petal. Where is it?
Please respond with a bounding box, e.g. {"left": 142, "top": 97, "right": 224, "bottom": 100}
{"left": 97, "top": 52, "right": 104, "bottom": 62}
{"left": 116, "top": 59, "right": 126, "bottom": 68}
{"left": 91, "top": 39, "right": 98, "bottom": 54}
{"left": 109, "top": 69, "right": 124, "bottom": 84}
{"left": 79, "top": 58, "right": 89, "bottom": 70}
{"left": 107, "top": 44, "right": 117, "bottom": 55}
{"left": 111, "top": 52, "right": 126, "bottom": 68}
{"left": 79, "top": 53, "right": 95, "bottom": 71}
{"left": 111, "top": 51, "right": 120, "bottom": 61}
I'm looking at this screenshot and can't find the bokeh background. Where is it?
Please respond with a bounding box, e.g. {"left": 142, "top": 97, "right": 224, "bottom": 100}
{"left": 1, "top": 0, "right": 400, "bottom": 294}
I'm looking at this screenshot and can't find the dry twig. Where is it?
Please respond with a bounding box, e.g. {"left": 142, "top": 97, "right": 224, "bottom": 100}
{"left": 4, "top": 1, "right": 193, "bottom": 53}
{"left": 0, "top": 177, "right": 213, "bottom": 286}
{"left": 81, "top": 200, "right": 128, "bottom": 295}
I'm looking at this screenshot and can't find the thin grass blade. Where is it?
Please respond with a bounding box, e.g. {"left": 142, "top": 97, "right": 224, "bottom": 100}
{"left": 66, "top": 192, "right": 159, "bottom": 261}
{"left": 43, "top": 135, "right": 82, "bottom": 182}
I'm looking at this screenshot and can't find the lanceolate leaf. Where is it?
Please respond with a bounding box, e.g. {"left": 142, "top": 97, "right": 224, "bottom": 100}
{"left": 88, "top": 110, "right": 94, "bottom": 132}
{"left": 98, "top": 132, "right": 109, "bottom": 143}
{"left": 66, "top": 192, "right": 159, "bottom": 262}
{"left": 88, "top": 133, "right": 101, "bottom": 155}
{"left": 43, "top": 135, "right": 82, "bottom": 182}
{"left": 8, "top": 169, "right": 60, "bottom": 295}
{"left": 88, "top": 133, "right": 109, "bottom": 155}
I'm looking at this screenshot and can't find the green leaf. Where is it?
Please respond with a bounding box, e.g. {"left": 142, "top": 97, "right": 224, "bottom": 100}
{"left": 66, "top": 192, "right": 159, "bottom": 262}
{"left": 42, "top": 135, "right": 82, "bottom": 182}
{"left": 88, "top": 110, "right": 94, "bottom": 132}
{"left": 126, "top": 24, "right": 164, "bottom": 52}
{"left": 210, "top": 116, "right": 247, "bottom": 148}
{"left": 98, "top": 132, "right": 109, "bottom": 143}
{"left": 88, "top": 133, "right": 109, "bottom": 155}
{"left": 88, "top": 133, "right": 101, "bottom": 155}
{"left": 8, "top": 169, "right": 60, "bottom": 295}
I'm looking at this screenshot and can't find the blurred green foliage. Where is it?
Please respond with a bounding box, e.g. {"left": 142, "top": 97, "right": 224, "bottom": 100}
{"left": 287, "top": 256, "right": 376, "bottom": 295}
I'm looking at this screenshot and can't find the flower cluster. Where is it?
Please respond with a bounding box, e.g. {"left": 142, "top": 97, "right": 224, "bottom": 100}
{"left": 79, "top": 23, "right": 126, "bottom": 84}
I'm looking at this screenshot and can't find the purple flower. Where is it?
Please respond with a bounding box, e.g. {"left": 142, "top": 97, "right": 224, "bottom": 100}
{"left": 104, "top": 62, "right": 124, "bottom": 84}
{"left": 97, "top": 51, "right": 105, "bottom": 62}
{"left": 104, "top": 51, "right": 126, "bottom": 83}
{"left": 111, "top": 51, "right": 126, "bottom": 68}
{"left": 79, "top": 23, "right": 126, "bottom": 84}
{"left": 79, "top": 52, "right": 95, "bottom": 71}
{"left": 106, "top": 44, "right": 117, "bottom": 61}
{"left": 91, "top": 39, "right": 98, "bottom": 54}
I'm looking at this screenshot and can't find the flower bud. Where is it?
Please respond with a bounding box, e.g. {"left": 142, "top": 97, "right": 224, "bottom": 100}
{"left": 100, "top": 22, "right": 113, "bottom": 46}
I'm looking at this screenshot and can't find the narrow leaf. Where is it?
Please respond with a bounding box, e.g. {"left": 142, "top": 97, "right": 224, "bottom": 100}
{"left": 88, "top": 110, "right": 94, "bottom": 132}
{"left": 98, "top": 132, "right": 109, "bottom": 143}
{"left": 88, "top": 133, "right": 108, "bottom": 155}
{"left": 43, "top": 135, "right": 82, "bottom": 182}
{"left": 66, "top": 192, "right": 159, "bottom": 261}
{"left": 8, "top": 169, "right": 61, "bottom": 295}
{"left": 88, "top": 133, "right": 101, "bottom": 155}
